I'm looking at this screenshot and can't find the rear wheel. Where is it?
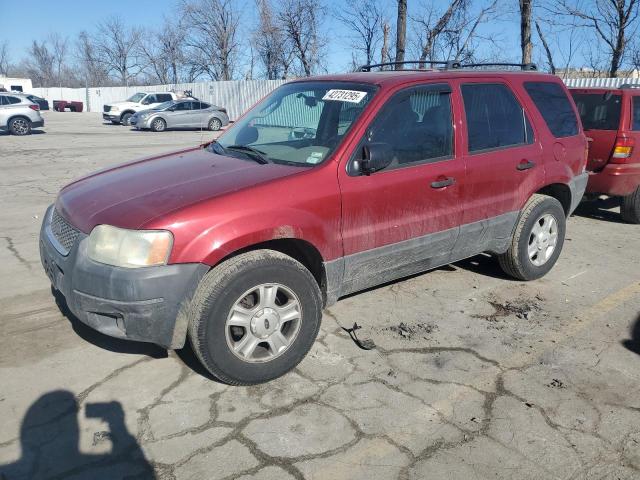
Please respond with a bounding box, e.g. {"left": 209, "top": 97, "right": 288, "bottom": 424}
{"left": 150, "top": 118, "right": 166, "bottom": 132}
{"left": 208, "top": 118, "right": 222, "bottom": 131}
{"left": 621, "top": 186, "right": 640, "bottom": 224}
{"left": 188, "top": 250, "right": 322, "bottom": 385}
{"left": 498, "top": 194, "right": 566, "bottom": 280}
{"left": 121, "top": 112, "right": 133, "bottom": 126}
{"left": 9, "top": 117, "right": 31, "bottom": 136}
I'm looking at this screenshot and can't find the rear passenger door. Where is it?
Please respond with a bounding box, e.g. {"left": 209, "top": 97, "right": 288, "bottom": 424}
{"left": 338, "top": 82, "right": 466, "bottom": 294}
{"left": 457, "top": 80, "right": 543, "bottom": 249}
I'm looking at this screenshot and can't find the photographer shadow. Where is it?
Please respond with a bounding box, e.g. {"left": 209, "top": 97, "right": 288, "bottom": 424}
{"left": 0, "top": 391, "right": 155, "bottom": 480}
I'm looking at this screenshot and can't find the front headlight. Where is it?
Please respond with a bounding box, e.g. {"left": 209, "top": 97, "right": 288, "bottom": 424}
{"left": 110, "top": 106, "right": 120, "bottom": 112}
{"left": 87, "top": 225, "right": 173, "bottom": 268}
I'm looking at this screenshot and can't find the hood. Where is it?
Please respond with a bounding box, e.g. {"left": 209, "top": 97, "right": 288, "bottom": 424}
{"left": 107, "top": 101, "right": 138, "bottom": 108}
{"left": 56, "top": 147, "right": 302, "bottom": 233}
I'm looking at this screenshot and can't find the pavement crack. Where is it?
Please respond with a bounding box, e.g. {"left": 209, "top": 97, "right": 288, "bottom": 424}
{"left": 2, "top": 236, "right": 33, "bottom": 270}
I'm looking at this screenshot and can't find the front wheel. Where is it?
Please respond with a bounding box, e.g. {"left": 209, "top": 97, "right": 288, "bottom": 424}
{"left": 208, "top": 117, "right": 222, "bottom": 131}
{"left": 621, "top": 186, "right": 640, "bottom": 224}
{"left": 498, "top": 194, "right": 566, "bottom": 281}
{"left": 187, "top": 250, "right": 322, "bottom": 385}
{"left": 121, "top": 112, "right": 133, "bottom": 126}
{"left": 150, "top": 118, "right": 166, "bottom": 132}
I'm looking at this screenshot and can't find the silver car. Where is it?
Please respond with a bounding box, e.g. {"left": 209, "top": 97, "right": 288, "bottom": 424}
{"left": 0, "top": 93, "right": 44, "bottom": 135}
{"left": 130, "top": 99, "right": 229, "bottom": 132}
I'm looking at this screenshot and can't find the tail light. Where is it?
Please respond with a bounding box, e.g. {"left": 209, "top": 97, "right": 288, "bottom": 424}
{"left": 610, "top": 136, "right": 635, "bottom": 163}
{"left": 28, "top": 104, "right": 40, "bottom": 111}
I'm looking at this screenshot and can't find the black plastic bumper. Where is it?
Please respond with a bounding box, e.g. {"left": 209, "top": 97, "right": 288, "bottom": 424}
{"left": 32, "top": 120, "right": 44, "bottom": 128}
{"left": 39, "top": 206, "right": 208, "bottom": 349}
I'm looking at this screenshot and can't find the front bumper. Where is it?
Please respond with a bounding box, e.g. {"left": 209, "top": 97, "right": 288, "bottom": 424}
{"left": 568, "top": 171, "right": 589, "bottom": 215}
{"left": 39, "top": 206, "right": 207, "bottom": 349}
{"left": 102, "top": 112, "right": 120, "bottom": 122}
{"left": 586, "top": 162, "right": 640, "bottom": 197}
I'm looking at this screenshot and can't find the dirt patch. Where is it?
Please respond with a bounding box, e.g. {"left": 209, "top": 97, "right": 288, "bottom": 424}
{"left": 547, "top": 378, "right": 566, "bottom": 389}
{"left": 382, "top": 322, "right": 439, "bottom": 340}
{"left": 473, "top": 295, "right": 544, "bottom": 326}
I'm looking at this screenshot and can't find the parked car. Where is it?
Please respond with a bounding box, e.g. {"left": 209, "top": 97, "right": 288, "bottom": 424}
{"left": 102, "top": 92, "right": 178, "bottom": 126}
{"left": 40, "top": 63, "right": 588, "bottom": 384}
{"left": 130, "top": 99, "right": 229, "bottom": 132}
{"left": 26, "top": 94, "right": 49, "bottom": 111}
{"left": 570, "top": 85, "right": 640, "bottom": 223}
{"left": 0, "top": 92, "right": 44, "bottom": 135}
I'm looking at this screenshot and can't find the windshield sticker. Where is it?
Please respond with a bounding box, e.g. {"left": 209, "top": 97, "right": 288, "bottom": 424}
{"left": 306, "top": 152, "right": 325, "bottom": 164}
{"left": 322, "top": 89, "right": 367, "bottom": 103}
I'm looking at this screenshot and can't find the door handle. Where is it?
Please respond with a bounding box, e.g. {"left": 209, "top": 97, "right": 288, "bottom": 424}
{"left": 516, "top": 159, "right": 536, "bottom": 171}
{"left": 431, "top": 177, "right": 456, "bottom": 189}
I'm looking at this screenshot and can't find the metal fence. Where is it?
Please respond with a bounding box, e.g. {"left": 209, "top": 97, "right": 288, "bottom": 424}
{"left": 32, "top": 80, "right": 287, "bottom": 120}
{"left": 30, "top": 77, "right": 640, "bottom": 121}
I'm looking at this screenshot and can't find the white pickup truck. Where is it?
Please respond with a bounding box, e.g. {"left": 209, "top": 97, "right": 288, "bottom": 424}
{"left": 102, "top": 92, "right": 178, "bottom": 125}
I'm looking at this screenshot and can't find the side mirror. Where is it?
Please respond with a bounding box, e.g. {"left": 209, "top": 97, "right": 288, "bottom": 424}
{"left": 361, "top": 143, "right": 393, "bottom": 175}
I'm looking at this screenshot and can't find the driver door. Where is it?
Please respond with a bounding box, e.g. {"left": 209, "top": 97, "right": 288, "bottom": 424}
{"left": 337, "top": 82, "right": 466, "bottom": 295}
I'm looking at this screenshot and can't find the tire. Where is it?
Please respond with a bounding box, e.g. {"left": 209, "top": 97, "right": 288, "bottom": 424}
{"left": 9, "top": 117, "right": 32, "bottom": 136}
{"left": 121, "top": 112, "right": 133, "bottom": 126}
{"left": 150, "top": 118, "right": 166, "bottom": 132}
{"left": 188, "top": 250, "right": 322, "bottom": 385}
{"left": 621, "top": 186, "right": 640, "bottom": 224}
{"left": 208, "top": 117, "right": 222, "bottom": 131}
{"left": 498, "top": 194, "right": 566, "bottom": 281}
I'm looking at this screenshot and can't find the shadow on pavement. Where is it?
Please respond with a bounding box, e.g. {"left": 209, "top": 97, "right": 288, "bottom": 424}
{"left": 622, "top": 314, "right": 640, "bottom": 355}
{"left": 573, "top": 197, "right": 625, "bottom": 224}
{"left": 52, "top": 288, "right": 168, "bottom": 359}
{"left": 0, "top": 391, "right": 155, "bottom": 480}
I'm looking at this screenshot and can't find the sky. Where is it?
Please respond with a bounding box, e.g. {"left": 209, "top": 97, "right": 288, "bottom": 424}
{"left": 0, "top": 0, "right": 592, "bottom": 78}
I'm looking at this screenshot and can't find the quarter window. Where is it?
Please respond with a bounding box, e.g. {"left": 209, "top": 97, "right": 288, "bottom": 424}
{"left": 365, "top": 84, "right": 454, "bottom": 168}
{"left": 525, "top": 82, "right": 579, "bottom": 137}
{"left": 462, "top": 83, "right": 533, "bottom": 152}
{"left": 633, "top": 97, "right": 640, "bottom": 131}
{"left": 6, "top": 96, "right": 21, "bottom": 104}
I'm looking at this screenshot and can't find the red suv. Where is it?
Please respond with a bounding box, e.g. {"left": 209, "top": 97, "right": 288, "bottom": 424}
{"left": 570, "top": 85, "right": 640, "bottom": 223}
{"left": 40, "top": 63, "right": 588, "bottom": 384}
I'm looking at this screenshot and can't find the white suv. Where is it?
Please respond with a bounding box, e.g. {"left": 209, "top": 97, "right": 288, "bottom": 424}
{"left": 102, "top": 92, "right": 178, "bottom": 126}
{"left": 0, "top": 93, "right": 44, "bottom": 135}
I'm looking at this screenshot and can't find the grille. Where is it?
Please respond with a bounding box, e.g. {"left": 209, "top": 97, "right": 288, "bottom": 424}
{"left": 103, "top": 105, "right": 111, "bottom": 112}
{"left": 50, "top": 209, "right": 80, "bottom": 253}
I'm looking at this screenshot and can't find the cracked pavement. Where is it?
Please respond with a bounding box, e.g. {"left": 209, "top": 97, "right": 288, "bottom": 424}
{"left": 1, "top": 113, "right": 640, "bottom": 479}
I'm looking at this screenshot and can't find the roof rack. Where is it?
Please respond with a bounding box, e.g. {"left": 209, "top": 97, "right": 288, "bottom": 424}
{"left": 619, "top": 83, "right": 640, "bottom": 89}
{"left": 357, "top": 60, "right": 538, "bottom": 72}
{"left": 358, "top": 60, "right": 461, "bottom": 72}
{"left": 454, "top": 62, "right": 538, "bottom": 71}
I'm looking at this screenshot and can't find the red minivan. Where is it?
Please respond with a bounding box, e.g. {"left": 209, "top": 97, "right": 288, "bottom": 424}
{"left": 570, "top": 85, "right": 640, "bottom": 223}
{"left": 40, "top": 63, "right": 588, "bottom": 384}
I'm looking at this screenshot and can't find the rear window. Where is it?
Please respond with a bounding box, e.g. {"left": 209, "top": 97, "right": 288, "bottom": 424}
{"left": 571, "top": 92, "right": 622, "bottom": 131}
{"left": 461, "top": 83, "right": 533, "bottom": 152}
{"left": 632, "top": 97, "right": 640, "bottom": 131}
{"left": 525, "top": 82, "right": 579, "bottom": 137}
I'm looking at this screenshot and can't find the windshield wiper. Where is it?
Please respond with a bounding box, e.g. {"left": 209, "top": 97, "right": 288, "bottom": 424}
{"left": 225, "top": 145, "right": 271, "bottom": 164}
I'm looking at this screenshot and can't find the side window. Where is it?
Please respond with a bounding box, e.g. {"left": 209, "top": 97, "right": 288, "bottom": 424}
{"left": 633, "top": 97, "right": 640, "bottom": 131}
{"left": 145, "top": 94, "right": 157, "bottom": 104}
{"left": 462, "top": 83, "right": 533, "bottom": 153}
{"left": 174, "top": 102, "right": 189, "bottom": 111}
{"left": 0, "top": 96, "right": 6, "bottom": 106}
{"left": 192, "top": 101, "right": 204, "bottom": 110}
{"left": 524, "top": 82, "right": 579, "bottom": 137}
{"left": 157, "top": 94, "right": 172, "bottom": 103}
{"left": 200, "top": 102, "right": 211, "bottom": 109}
{"left": 366, "top": 84, "right": 453, "bottom": 168}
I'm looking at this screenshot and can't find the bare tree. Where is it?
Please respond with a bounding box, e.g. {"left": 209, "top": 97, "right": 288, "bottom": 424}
{"left": 534, "top": 20, "right": 555, "bottom": 73}
{"left": 555, "top": 0, "right": 640, "bottom": 77}
{"left": 381, "top": 21, "right": 391, "bottom": 65}
{"left": 181, "top": 0, "right": 241, "bottom": 81}
{"left": 395, "top": 0, "right": 407, "bottom": 67}
{"left": 0, "top": 40, "right": 9, "bottom": 76}
{"left": 415, "top": 0, "right": 466, "bottom": 63}
{"left": 139, "top": 19, "right": 186, "bottom": 84}
{"left": 335, "top": 0, "right": 384, "bottom": 67}
{"left": 24, "top": 40, "right": 55, "bottom": 87}
{"left": 93, "top": 16, "right": 144, "bottom": 85}
{"left": 520, "top": 0, "right": 533, "bottom": 64}
{"left": 49, "top": 33, "right": 69, "bottom": 88}
{"left": 76, "top": 31, "right": 110, "bottom": 87}
{"left": 253, "top": 0, "right": 292, "bottom": 79}
{"left": 278, "top": 0, "right": 325, "bottom": 76}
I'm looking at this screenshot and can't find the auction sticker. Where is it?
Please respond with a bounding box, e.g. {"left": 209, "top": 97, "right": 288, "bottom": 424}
{"left": 322, "top": 89, "right": 367, "bottom": 103}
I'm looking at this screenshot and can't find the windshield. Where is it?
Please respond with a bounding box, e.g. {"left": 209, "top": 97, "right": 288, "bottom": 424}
{"left": 127, "top": 93, "right": 146, "bottom": 103}
{"left": 154, "top": 101, "right": 174, "bottom": 111}
{"left": 215, "top": 81, "right": 377, "bottom": 166}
